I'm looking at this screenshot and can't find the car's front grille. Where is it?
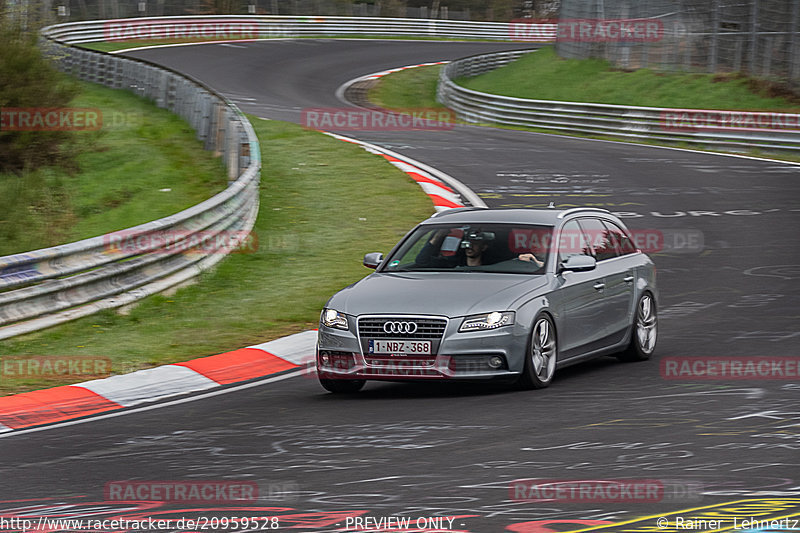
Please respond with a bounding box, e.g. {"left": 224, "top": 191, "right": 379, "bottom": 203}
{"left": 357, "top": 316, "right": 448, "bottom": 358}
{"left": 358, "top": 317, "right": 447, "bottom": 339}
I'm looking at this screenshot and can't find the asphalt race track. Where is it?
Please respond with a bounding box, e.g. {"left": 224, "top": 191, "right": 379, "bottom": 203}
{"left": 1, "top": 40, "right": 799, "bottom": 532}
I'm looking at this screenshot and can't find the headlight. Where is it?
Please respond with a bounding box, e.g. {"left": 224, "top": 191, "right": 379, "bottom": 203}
{"left": 321, "top": 308, "right": 348, "bottom": 330}
{"left": 459, "top": 311, "right": 515, "bottom": 332}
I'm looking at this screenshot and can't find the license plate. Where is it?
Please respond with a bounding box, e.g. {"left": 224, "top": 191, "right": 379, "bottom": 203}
{"left": 369, "top": 339, "right": 432, "bottom": 356}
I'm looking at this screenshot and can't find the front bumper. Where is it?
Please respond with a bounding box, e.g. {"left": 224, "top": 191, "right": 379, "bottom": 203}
{"left": 317, "top": 315, "right": 526, "bottom": 381}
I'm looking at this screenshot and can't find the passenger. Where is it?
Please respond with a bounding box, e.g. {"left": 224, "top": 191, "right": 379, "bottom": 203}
{"left": 518, "top": 252, "right": 544, "bottom": 268}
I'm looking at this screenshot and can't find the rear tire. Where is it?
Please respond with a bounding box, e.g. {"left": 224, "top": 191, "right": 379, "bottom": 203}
{"left": 618, "top": 292, "right": 657, "bottom": 362}
{"left": 319, "top": 377, "right": 366, "bottom": 393}
{"left": 518, "top": 314, "right": 557, "bottom": 389}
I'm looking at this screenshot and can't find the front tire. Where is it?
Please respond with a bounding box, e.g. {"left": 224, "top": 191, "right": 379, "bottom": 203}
{"left": 319, "top": 377, "right": 366, "bottom": 393}
{"left": 518, "top": 315, "right": 557, "bottom": 389}
{"left": 618, "top": 292, "right": 657, "bottom": 362}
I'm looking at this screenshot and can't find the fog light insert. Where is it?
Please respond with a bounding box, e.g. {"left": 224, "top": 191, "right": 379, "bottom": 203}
{"left": 488, "top": 356, "right": 504, "bottom": 369}
{"left": 319, "top": 351, "right": 357, "bottom": 370}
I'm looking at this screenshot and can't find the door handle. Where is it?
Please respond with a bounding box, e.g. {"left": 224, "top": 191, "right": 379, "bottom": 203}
{"left": 593, "top": 282, "right": 605, "bottom": 291}
{"left": 623, "top": 275, "right": 634, "bottom": 283}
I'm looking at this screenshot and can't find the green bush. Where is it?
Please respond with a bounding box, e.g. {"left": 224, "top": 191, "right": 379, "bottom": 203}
{"left": 0, "top": 22, "right": 78, "bottom": 173}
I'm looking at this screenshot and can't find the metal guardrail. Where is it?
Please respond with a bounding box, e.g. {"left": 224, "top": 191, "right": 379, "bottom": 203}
{"left": 438, "top": 50, "right": 800, "bottom": 153}
{"left": 43, "top": 16, "right": 555, "bottom": 44}
{"left": 0, "top": 25, "right": 261, "bottom": 340}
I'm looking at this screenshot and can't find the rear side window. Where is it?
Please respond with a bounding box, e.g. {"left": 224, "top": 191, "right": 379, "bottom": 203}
{"left": 601, "top": 220, "right": 637, "bottom": 256}
{"left": 577, "top": 217, "right": 618, "bottom": 261}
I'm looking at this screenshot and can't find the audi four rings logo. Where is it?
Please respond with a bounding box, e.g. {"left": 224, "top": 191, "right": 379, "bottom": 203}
{"left": 383, "top": 321, "right": 418, "bottom": 334}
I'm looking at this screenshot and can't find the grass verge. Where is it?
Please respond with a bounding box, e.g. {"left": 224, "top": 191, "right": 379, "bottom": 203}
{"left": 0, "top": 118, "right": 433, "bottom": 395}
{"left": 369, "top": 64, "right": 444, "bottom": 110}
{"left": 459, "top": 47, "right": 800, "bottom": 110}
{"left": 0, "top": 81, "right": 227, "bottom": 256}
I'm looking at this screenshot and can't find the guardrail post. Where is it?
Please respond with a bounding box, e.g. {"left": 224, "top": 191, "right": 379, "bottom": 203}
{"left": 112, "top": 57, "right": 123, "bottom": 89}
{"left": 240, "top": 135, "right": 251, "bottom": 174}
{"left": 191, "top": 92, "right": 203, "bottom": 138}
{"left": 214, "top": 103, "right": 226, "bottom": 156}
{"left": 91, "top": 53, "right": 99, "bottom": 84}
{"left": 154, "top": 70, "right": 166, "bottom": 108}
{"left": 227, "top": 116, "right": 239, "bottom": 182}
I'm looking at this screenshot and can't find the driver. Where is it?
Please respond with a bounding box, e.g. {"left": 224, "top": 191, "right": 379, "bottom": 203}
{"left": 415, "top": 228, "right": 492, "bottom": 267}
{"left": 462, "top": 230, "right": 491, "bottom": 266}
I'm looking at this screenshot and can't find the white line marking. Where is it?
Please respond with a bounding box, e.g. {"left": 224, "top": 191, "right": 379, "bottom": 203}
{"left": 630, "top": 387, "right": 766, "bottom": 400}
{"left": 323, "top": 132, "right": 485, "bottom": 208}
{"left": 111, "top": 38, "right": 263, "bottom": 53}
{"left": 335, "top": 476, "right": 402, "bottom": 485}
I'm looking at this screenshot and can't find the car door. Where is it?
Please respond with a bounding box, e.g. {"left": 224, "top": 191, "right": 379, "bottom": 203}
{"left": 600, "top": 219, "right": 638, "bottom": 341}
{"left": 553, "top": 219, "right": 608, "bottom": 359}
{"left": 578, "top": 217, "right": 635, "bottom": 346}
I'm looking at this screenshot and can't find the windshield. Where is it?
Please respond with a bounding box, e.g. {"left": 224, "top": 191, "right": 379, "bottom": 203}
{"left": 381, "top": 223, "right": 552, "bottom": 274}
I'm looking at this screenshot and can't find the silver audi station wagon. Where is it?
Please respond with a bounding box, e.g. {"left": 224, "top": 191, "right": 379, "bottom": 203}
{"left": 316, "top": 207, "right": 657, "bottom": 393}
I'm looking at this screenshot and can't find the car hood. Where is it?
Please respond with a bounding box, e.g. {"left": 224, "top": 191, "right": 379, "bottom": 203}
{"left": 328, "top": 271, "right": 549, "bottom": 317}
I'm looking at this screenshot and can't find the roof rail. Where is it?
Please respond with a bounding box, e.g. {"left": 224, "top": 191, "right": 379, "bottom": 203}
{"left": 557, "top": 207, "right": 611, "bottom": 219}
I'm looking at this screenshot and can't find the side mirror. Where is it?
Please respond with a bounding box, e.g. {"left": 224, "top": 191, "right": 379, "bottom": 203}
{"left": 559, "top": 255, "right": 596, "bottom": 273}
{"left": 363, "top": 252, "right": 384, "bottom": 269}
